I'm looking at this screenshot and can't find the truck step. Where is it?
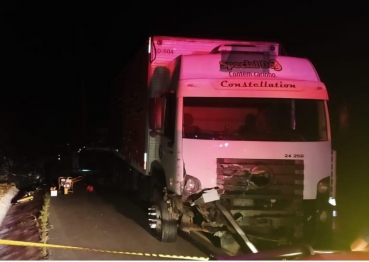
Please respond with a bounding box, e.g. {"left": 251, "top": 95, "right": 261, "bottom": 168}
{"left": 148, "top": 206, "right": 158, "bottom": 229}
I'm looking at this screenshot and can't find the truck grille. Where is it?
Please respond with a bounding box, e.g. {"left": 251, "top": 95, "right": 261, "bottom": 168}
{"left": 216, "top": 158, "right": 304, "bottom": 241}
{"left": 217, "top": 158, "right": 304, "bottom": 196}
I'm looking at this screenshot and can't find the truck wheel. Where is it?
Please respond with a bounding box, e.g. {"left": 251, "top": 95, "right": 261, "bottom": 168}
{"left": 149, "top": 200, "right": 177, "bottom": 242}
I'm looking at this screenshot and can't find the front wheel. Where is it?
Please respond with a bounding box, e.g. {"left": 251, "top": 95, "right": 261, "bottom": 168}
{"left": 148, "top": 200, "right": 177, "bottom": 242}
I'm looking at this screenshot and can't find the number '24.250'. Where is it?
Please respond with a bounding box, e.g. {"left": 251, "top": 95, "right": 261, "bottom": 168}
{"left": 285, "top": 154, "right": 304, "bottom": 158}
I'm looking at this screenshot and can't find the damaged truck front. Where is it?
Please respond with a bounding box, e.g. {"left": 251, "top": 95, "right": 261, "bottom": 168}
{"left": 110, "top": 36, "right": 337, "bottom": 255}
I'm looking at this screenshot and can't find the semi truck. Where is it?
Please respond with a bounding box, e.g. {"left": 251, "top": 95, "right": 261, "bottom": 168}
{"left": 108, "top": 36, "right": 337, "bottom": 255}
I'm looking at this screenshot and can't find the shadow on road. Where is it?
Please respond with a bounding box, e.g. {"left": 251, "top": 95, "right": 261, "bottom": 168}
{"left": 92, "top": 184, "right": 155, "bottom": 237}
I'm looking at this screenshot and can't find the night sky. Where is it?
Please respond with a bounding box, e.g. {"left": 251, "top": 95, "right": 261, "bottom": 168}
{"left": 2, "top": 2, "right": 368, "bottom": 147}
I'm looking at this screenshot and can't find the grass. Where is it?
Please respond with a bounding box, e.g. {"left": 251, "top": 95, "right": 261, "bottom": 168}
{"left": 37, "top": 192, "right": 51, "bottom": 259}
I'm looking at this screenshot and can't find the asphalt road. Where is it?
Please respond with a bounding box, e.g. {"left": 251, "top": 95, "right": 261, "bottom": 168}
{"left": 47, "top": 181, "right": 208, "bottom": 260}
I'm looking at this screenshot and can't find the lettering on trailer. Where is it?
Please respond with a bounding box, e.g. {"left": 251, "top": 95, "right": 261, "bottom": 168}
{"left": 219, "top": 59, "right": 282, "bottom": 71}
{"left": 219, "top": 80, "right": 296, "bottom": 89}
{"left": 229, "top": 72, "right": 277, "bottom": 78}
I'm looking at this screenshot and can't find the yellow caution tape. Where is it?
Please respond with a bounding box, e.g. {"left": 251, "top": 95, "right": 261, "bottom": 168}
{"left": 0, "top": 239, "right": 209, "bottom": 260}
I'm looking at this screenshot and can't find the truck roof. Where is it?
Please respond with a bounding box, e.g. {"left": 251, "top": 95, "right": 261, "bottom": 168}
{"left": 150, "top": 35, "right": 281, "bottom": 65}
{"left": 149, "top": 36, "right": 320, "bottom": 83}
{"left": 152, "top": 35, "right": 280, "bottom": 49}
{"left": 148, "top": 36, "right": 325, "bottom": 99}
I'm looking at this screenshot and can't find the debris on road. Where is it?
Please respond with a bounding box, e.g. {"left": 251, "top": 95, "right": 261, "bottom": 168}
{"left": 0, "top": 183, "right": 19, "bottom": 228}
{"left": 14, "top": 192, "right": 34, "bottom": 204}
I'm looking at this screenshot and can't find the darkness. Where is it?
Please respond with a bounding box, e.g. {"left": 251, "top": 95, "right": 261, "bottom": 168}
{"left": 1, "top": 1, "right": 368, "bottom": 243}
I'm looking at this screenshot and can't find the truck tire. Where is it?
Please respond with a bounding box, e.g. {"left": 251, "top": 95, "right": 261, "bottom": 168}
{"left": 151, "top": 200, "right": 177, "bottom": 242}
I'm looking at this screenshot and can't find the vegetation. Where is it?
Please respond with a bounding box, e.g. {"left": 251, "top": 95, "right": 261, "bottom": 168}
{"left": 37, "top": 192, "right": 51, "bottom": 258}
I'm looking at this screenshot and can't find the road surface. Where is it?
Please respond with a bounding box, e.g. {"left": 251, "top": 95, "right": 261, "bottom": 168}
{"left": 48, "top": 181, "right": 208, "bottom": 260}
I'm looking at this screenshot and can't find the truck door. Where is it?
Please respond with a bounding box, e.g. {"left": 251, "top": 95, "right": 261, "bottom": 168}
{"left": 159, "top": 93, "right": 177, "bottom": 186}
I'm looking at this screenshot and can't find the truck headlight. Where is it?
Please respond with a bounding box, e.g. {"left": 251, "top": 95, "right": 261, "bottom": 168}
{"left": 183, "top": 175, "right": 201, "bottom": 194}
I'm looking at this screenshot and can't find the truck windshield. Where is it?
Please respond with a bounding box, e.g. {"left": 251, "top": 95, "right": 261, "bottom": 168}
{"left": 183, "top": 97, "right": 327, "bottom": 142}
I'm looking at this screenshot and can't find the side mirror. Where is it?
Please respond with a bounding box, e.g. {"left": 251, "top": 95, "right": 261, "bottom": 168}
{"left": 149, "top": 97, "right": 164, "bottom": 135}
